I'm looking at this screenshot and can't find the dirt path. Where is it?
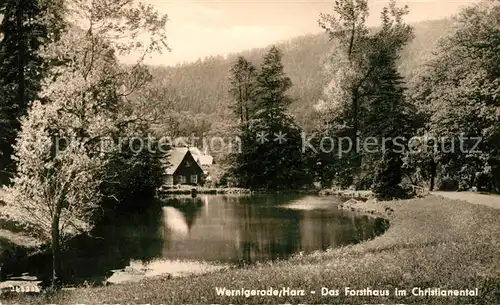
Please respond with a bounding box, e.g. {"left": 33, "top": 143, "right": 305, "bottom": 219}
{"left": 432, "top": 191, "right": 500, "bottom": 210}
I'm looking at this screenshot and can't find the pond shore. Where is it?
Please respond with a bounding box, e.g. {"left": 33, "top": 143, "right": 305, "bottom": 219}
{"left": 158, "top": 186, "right": 328, "bottom": 196}
{"left": 158, "top": 186, "right": 252, "bottom": 195}
{"left": 6, "top": 194, "right": 500, "bottom": 304}
{"left": 319, "top": 188, "right": 374, "bottom": 200}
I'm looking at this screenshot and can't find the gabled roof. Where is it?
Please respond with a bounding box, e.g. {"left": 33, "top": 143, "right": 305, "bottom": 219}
{"left": 194, "top": 154, "right": 214, "bottom": 166}
{"left": 165, "top": 147, "right": 190, "bottom": 175}
{"left": 188, "top": 147, "right": 202, "bottom": 156}
{"left": 165, "top": 147, "right": 213, "bottom": 175}
{"left": 188, "top": 147, "right": 214, "bottom": 166}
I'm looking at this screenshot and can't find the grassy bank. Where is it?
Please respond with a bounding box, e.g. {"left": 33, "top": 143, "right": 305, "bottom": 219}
{"left": 4, "top": 195, "right": 500, "bottom": 304}
{"left": 0, "top": 189, "right": 43, "bottom": 267}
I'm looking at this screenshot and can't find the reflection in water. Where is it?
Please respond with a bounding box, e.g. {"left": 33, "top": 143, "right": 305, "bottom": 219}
{"left": 7, "top": 195, "right": 388, "bottom": 286}
{"left": 159, "top": 195, "right": 387, "bottom": 265}
{"left": 233, "top": 199, "right": 302, "bottom": 264}
{"left": 106, "top": 259, "right": 228, "bottom": 284}
{"left": 6, "top": 203, "right": 165, "bottom": 285}
{"left": 281, "top": 195, "right": 341, "bottom": 210}
{"left": 162, "top": 207, "right": 189, "bottom": 237}
{"left": 165, "top": 197, "right": 205, "bottom": 229}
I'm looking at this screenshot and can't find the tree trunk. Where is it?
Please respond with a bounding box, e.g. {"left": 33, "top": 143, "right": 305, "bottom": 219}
{"left": 16, "top": 3, "right": 26, "bottom": 119}
{"left": 352, "top": 94, "right": 359, "bottom": 140}
{"left": 347, "top": 21, "right": 356, "bottom": 61}
{"left": 244, "top": 83, "right": 250, "bottom": 123}
{"left": 492, "top": 164, "right": 500, "bottom": 193}
{"left": 429, "top": 160, "right": 437, "bottom": 191}
{"left": 51, "top": 203, "right": 63, "bottom": 288}
{"left": 238, "top": 82, "right": 244, "bottom": 122}
{"left": 469, "top": 173, "right": 476, "bottom": 190}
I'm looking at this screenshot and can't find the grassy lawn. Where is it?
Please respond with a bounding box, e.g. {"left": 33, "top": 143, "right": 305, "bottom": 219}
{"left": 4, "top": 195, "right": 500, "bottom": 304}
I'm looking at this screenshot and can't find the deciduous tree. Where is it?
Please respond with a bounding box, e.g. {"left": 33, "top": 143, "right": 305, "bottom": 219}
{"left": 318, "top": 0, "right": 413, "bottom": 189}
{"left": 409, "top": 0, "right": 500, "bottom": 191}
{"left": 229, "top": 56, "right": 258, "bottom": 124}
{"left": 1, "top": 0, "right": 168, "bottom": 286}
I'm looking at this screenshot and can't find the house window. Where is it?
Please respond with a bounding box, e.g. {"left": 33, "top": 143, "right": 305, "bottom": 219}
{"left": 166, "top": 175, "right": 173, "bottom": 185}
{"left": 179, "top": 175, "right": 187, "bottom": 184}
{"left": 191, "top": 174, "right": 198, "bottom": 184}
{"left": 185, "top": 161, "right": 191, "bottom": 167}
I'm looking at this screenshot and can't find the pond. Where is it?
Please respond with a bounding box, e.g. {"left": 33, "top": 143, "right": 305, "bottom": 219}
{"left": 4, "top": 195, "right": 388, "bottom": 286}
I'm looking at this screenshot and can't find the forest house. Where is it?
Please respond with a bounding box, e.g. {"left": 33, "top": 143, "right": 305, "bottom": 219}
{"left": 165, "top": 147, "right": 204, "bottom": 186}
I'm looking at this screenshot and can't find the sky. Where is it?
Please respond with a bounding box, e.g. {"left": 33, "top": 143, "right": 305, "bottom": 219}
{"left": 123, "top": 0, "right": 480, "bottom": 67}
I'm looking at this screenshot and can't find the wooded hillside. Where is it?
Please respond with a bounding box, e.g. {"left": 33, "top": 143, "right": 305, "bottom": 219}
{"left": 148, "top": 18, "right": 453, "bottom": 130}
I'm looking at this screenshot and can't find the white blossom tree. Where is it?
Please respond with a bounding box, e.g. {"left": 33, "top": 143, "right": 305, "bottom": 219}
{"left": 1, "top": 0, "right": 168, "bottom": 286}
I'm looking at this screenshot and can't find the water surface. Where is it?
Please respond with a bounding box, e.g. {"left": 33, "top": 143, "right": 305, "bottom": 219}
{"left": 6, "top": 195, "right": 388, "bottom": 285}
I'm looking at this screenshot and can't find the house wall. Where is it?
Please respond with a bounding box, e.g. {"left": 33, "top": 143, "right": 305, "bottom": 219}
{"left": 173, "top": 152, "right": 204, "bottom": 186}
